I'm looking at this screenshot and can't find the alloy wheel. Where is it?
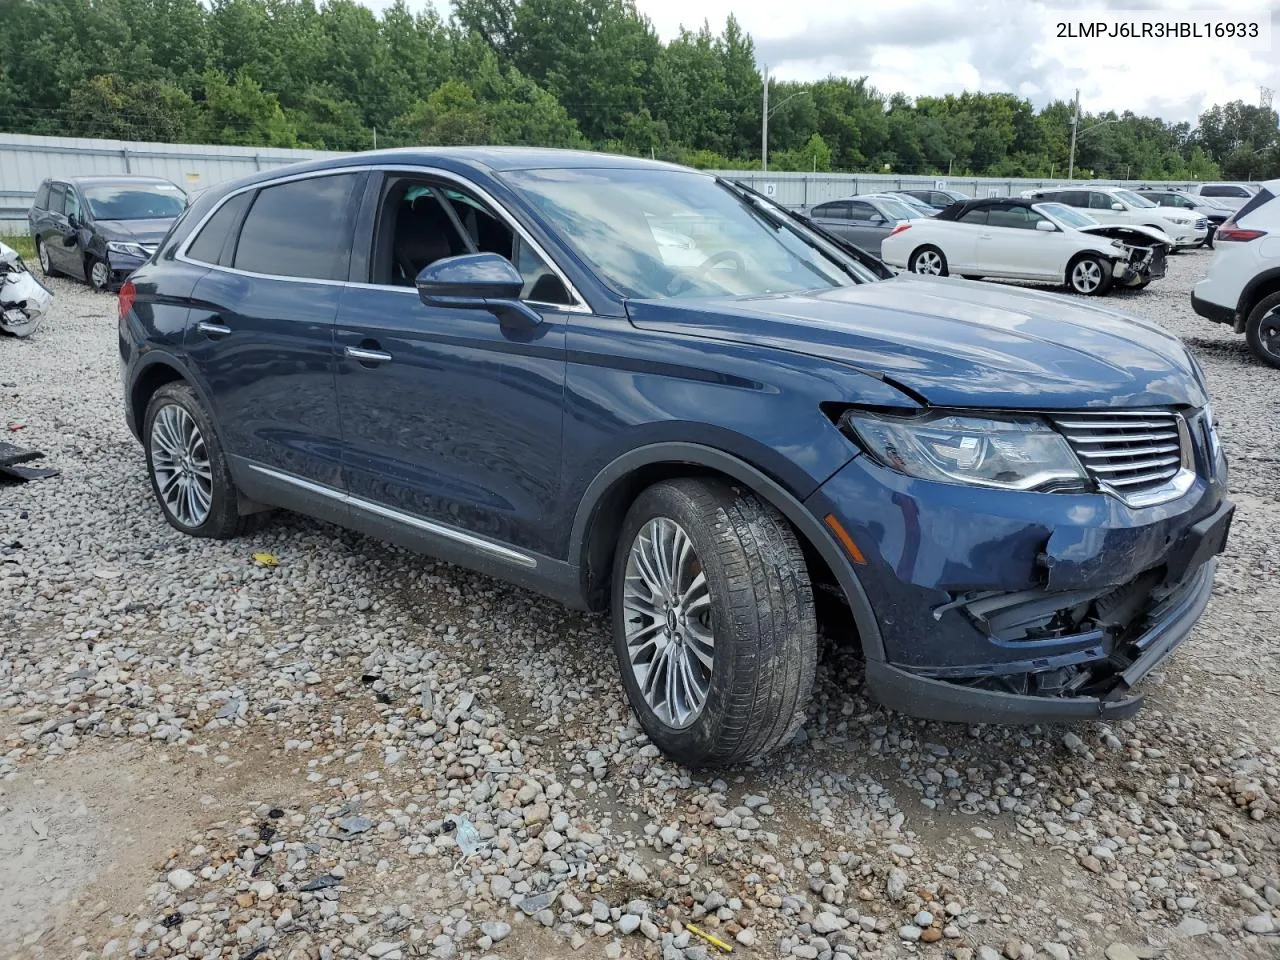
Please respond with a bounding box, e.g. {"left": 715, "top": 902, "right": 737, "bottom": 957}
{"left": 621, "top": 517, "right": 714, "bottom": 729}
{"left": 1071, "top": 259, "right": 1103, "bottom": 293}
{"left": 37, "top": 240, "right": 50, "bottom": 274}
{"left": 913, "top": 250, "right": 943, "bottom": 275}
{"left": 1257, "top": 308, "right": 1280, "bottom": 363}
{"left": 90, "top": 260, "right": 110, "bottom": 290}
{"left": 149, "top": 403, "right": 213, "bottom": 527}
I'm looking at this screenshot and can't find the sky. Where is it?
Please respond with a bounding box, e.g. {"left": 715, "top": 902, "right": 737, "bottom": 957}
{"left": 372, "top": 0, "right": 1280, "bottom": 125}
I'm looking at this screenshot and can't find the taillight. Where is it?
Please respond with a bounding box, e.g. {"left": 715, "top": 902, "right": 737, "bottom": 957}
{"left": 1215, "top": 224, "right": 1267, "bottom": 242}
{"left": 888, "top": 223, "right": 912, "bottom": 237}
{"left": 117, "top": 279, "right": 136, "bottom": 320}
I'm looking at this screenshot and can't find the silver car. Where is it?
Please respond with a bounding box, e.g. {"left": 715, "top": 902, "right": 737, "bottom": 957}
{"left": 803, "top": 195, "right": 921, "bottom": 256}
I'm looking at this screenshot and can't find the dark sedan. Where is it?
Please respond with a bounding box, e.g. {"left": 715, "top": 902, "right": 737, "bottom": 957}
{"left": 29, "top": 175, "right": 188, "bottom": 290}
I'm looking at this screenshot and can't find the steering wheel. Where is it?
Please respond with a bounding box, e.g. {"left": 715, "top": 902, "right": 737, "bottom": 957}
{"left": 695, "top": 250, "right": 745, "bottom": 277}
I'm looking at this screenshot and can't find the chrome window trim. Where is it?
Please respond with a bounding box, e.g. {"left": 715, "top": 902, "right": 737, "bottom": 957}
{"left": 244, "top": 462, "right": 538, "bottom": 569}
{"left": 175, "top": 163, "right": 591, "bottom": 313}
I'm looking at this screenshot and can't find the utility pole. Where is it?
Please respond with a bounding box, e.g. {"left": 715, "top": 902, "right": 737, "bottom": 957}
{"left": 761, "top": 65, "right": 769, "bottom": 172}
{"left": 1067, "top": 88, "right": 1080, "bottom": 181}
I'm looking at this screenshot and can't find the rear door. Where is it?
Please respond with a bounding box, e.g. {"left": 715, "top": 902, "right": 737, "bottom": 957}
{"left": 182, "top": 170, "right": 365, "bottom": 492}
{"left": 42, "top": 182, "right": 77, "bottom": 274}
{"left": 1088, "top": 191, "right": 1125, "bottom": 224}
{"left": 843, "top": 200, "right": 890, "bottom": 253}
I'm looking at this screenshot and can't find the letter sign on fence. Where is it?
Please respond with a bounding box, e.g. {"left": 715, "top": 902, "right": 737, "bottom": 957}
{"left": 764, "top": 183, "right": 777, "bottom": 197}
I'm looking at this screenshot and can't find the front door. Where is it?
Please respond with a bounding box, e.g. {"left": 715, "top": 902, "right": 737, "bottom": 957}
{"left": 335, "top": 174, "right": 572, "bottom": 558}
{"left": 42, "top": 183, "right": 77, "bottom": 275}
{"left": 977, "top": 204, "right": 1069, "bottom": 280}
{"left": 182, "top": 171, "right": 365, "bottom": 490}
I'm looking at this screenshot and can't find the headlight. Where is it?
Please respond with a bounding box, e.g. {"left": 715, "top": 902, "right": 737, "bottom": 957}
{"left": 838, "top": 410, "right": 1088, "bottom": 492}
{"left": 1166, "top": 216, "right": 1190, "bottom": 225}
{"left": 107, "top": 241, "right": 149, "bottom": 259}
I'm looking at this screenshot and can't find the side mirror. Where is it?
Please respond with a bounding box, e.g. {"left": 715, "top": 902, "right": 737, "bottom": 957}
{"left": 1111, "top": 202, "right": 1124, "bottom": 211}
{"left": 1035, "top": 220, "right": 1056, "bottom": 232}
{"left": 415, "top": 252, "right": 541, "bottom": 330}
{"left": 868, "top": 214, "right": 886, "bottom": 225}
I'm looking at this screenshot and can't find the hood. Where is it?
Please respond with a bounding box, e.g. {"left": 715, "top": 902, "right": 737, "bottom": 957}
{"left": 1077, "top": 223, "right": 1170, "bottom": 245}
{"left": 94, "top": 218, "right": 175, "bottom": 244}
{"left": 626, "top": 276, "right": 1207, "bottom": 410}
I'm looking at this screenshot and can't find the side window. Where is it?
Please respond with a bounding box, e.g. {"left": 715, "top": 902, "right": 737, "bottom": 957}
{"left": 186, "top": 192, "right": 253, "bottom": 266}
{"left": 1088, "top": 192, "right": 1113, "bottom": 210}
{"left": 233, "top": 173, "right": 361, "bottom": 280}
{"left": 958, "top": 208, "right": 988, "bottom": 225}
{"left": 63, "top": 187, "right": 81, "bottom": 220}
{"left": 812, "top": 201, "right": 847, "bottom": 219}
{"left": 847, "top": 201, "right": 877, "bottom": 221}
{"left": 48, "top": 183, "right": 66, "bottom": 216}
{"left": 373, "top": 177, "right": 573, "bottom": 305}
{"left": 34, "top": 181, "right": 50, "bottom": 210}
{"left": 987, "top": 205, "right": 1038, "bottom": 229}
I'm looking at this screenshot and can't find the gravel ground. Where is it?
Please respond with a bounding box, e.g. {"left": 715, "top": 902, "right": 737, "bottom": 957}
{"left": 1, "top": 250, "right": 1277, "bottom": 960}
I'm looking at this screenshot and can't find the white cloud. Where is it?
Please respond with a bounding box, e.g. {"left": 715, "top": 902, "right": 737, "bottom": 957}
{"left": 370, "top": 0, "right": 1279, "bottom": 123}
{"left": 636, "top": 0, "right": 1280, "bottom": 122}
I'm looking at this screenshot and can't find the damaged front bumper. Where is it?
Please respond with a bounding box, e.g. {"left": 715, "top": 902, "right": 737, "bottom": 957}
{"left": 808, "top": 435, "right": 1231, "bottom": 724}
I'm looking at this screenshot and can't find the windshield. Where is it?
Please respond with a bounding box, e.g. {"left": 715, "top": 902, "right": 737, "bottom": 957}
{"left": 505, "top": 168, "right": 868, "bottom": 300}
{"left": 1114, "top": 189, "right": 1156, "bottom": 209}
{"left": 1038, "top": 203, "right": 1097, "bottom": 229}
{"left": 84, "top": 183, "right": 186, "bottom": 220}
{"left": 873, "top": 198, "right": 921, "bottom": 221}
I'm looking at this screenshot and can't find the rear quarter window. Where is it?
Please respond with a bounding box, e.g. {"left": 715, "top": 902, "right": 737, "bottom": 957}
{"left": 232, "top": 173, "right": 363, "bottom": 281}
{"left": 185, "top": 192, "right": 253, "bottom": 266}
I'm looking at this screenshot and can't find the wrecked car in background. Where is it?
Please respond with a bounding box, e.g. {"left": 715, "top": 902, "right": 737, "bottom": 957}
{"left": 119, "top": 148, "right": 1231, "bottom": 766}
{"left": 881, "top": 197, "right": 1169, "bottom": 295}
{"left": 0, "top": 239, "right": 52, "bottom": 337}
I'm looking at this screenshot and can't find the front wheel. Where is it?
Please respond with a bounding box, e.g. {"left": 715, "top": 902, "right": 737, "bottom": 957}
{"left": 1244, "top": 293, "right": 1280, "bottom": 370}
{"left": 36, "top": 238, "right": 57, "bottom": 277}
{"left": 610, "top": 479, "right": 817, "bottom": 767}
{"left": 87, "top": 256, "right": 111, "bottom": 292}
{"left": 1067, "top": 255, "right": 1112, "bottom": 296}
{"left": 908, "top": 246, "right": 948, "bottom": 276}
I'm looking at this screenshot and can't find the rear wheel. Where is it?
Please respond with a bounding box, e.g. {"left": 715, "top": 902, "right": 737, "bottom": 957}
{"left": 143, "top": 382, "right": 254, "bottom": 538}
{"left": 1244, "top": 292, "right": 1280, "bottom": 370}
{"left": 610, "top": 478, "right": 817, "bottom": 767}
{"left": 1067, "top": 254, "right": 1112, "bottom": 296}
{"left": 909, "top": 246, "right": 948, "bottom": 276}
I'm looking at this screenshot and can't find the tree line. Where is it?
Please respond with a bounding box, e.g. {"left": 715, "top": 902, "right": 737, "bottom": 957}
{"left": 1, "top": 0, "right": 1277, "bottom": 181}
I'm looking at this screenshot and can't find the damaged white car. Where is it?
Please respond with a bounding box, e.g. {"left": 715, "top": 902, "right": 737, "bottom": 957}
{"left": 0, "top": 239, "right": 53, "bottom": 337}
{"left": 881, "top": 197, "right": 1170, "bottom": 296}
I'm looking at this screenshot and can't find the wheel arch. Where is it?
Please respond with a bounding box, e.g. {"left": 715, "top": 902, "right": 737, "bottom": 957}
{"left": 569, "top": 442, "right": 885, "bottom": 660}
{"left": 127, "top": 354, "right": 220, "bottom": 444}
{"left": 1239, "top": 267, "right": 1280, "bottom": 319}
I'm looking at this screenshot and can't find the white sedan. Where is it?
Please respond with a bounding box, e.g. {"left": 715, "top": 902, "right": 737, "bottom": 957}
{"left": 880, "top": 198, "right": 1172, "bottom": 296}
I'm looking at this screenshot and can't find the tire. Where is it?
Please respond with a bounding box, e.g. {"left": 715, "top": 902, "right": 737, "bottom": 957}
{"left": 35, "top": 238, "right": 57, "bottom": 278}
{"left": 908, "top": 246, "right": 948, "bottom": 276}
{"left": 610, "top": 478, "right": 817, "bottom": 767}
{"left": 1066, "top": 254, "right": 1112, "bottom": 296}
{"left": 87, "top": 256, "right": 111, "bottom": 292}
{"left": 143, "top": 382, "right": 252, "bottom": 539}
{"left": 1244, "top": 292, "right": 1280, "bottom": 370}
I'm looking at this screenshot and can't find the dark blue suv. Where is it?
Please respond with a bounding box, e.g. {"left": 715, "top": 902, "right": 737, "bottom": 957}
{"left": 118, "top": 149, "right": 1233, "bottom": 767}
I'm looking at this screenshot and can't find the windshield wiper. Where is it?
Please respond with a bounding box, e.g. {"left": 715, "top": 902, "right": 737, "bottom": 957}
{"left": 715, "top": 177, "right": 894, "bottom": 281}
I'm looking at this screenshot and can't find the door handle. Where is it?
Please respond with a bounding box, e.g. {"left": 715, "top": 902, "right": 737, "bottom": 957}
{"left": 345, "top": 345, "right": 392, "bottom": 364}
{"left": 196, "top": 321, "right": 231, "bottom": 338}
{"left": 979, "top": 234, "right": 993, "bottom": 239}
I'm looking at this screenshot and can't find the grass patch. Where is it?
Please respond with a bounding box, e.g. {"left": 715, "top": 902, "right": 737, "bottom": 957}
{"left": 1, "top": 234, "right": 36, "bottom": 261}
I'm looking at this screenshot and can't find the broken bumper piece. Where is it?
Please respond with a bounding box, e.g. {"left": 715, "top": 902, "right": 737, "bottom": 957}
{"left": 866, "top": 554, "right": 1217, "bottom": 723}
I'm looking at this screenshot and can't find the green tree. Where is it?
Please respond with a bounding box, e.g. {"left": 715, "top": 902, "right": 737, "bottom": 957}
{"left": 65, "top": 74, "right": 198, "bottom": 141}
{"left": 197, "top": 69, "right": 298, "bottom": 146}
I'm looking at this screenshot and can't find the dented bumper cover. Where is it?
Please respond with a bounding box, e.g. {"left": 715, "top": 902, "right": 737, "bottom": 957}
{"left": 807, "top": 431, "right": 1231, "bottom": 724}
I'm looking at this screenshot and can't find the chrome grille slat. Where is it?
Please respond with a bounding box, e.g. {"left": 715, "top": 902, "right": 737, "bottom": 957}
{"left": 1087, "top": 455, "right": 1181, "bottom": 474}
{"left": 1049, "top": 410, "right": 1190, "bottom": 501}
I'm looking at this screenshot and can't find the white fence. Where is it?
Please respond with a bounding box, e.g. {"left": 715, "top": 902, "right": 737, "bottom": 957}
{"left": 0, "top": 133, "right": 341, "bottom": 229}
{"left": 1, "top": 131, "right": 1204, "bottom": 231}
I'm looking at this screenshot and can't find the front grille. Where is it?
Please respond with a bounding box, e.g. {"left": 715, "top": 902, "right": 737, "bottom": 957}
{"left": 1194, "top": 217, "right": 1208, "bottom": 230}
{"left": 1049, "top": 410, "right": 1188, "bottom": 496}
